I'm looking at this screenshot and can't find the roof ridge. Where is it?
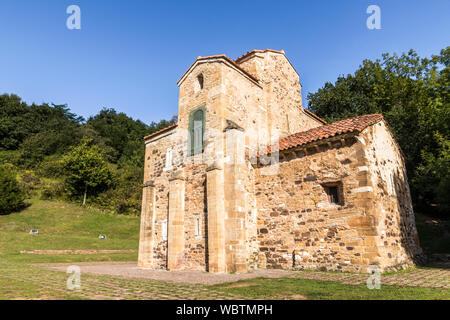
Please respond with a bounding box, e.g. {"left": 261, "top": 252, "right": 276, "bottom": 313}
{"left": 177, "top": 54, "right": 260, "bottom": 86}
{"left": 302, "top": 108, "right": 327, "bottom": 124}
{"left": 143, "top": 123, "right": 178, "bottom": 141}
{"left": 235, "top": 49, "right": 285, "bottom": 63}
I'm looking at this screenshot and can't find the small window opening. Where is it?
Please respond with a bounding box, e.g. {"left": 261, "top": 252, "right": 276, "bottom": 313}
{"left": 194, "top": 217, "right": 202, "bottom": 237}
{"left": 188, "top": 107, "right": 205, "bottom": 155}
{"left": 164, "top": 148, "right": 173, "bottom": 170}
{"left": 326, "top": 186, "right": 339, "bottom": 204}
{"left": 161, "top": 220, "right": 168, "bottom": 241}
{"left": 197, "top": 74, "right": 204, "bottom": 90}
{"left": 322, "top": 183, "right": 342, "bottom": 205}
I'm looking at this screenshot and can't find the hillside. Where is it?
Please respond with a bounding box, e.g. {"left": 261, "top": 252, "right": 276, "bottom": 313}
{"left": 0, "top": 198, "right": 140, "bottom": 264}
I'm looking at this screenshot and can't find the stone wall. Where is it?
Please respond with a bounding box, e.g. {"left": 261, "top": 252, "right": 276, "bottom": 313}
{"left": 254, "top": 135, "right": 380, "bottom": 272}
{"left": 140, "top": 128, "right": 209, "bottom": 270}
{"left": 236, "top": 51, "right": 322, "bottom": 138}
{"left": 362, "top": 121, "right": 422, "bottom": 269}
{"left": 253, "top": 122, "right": 421, "bottom": 272}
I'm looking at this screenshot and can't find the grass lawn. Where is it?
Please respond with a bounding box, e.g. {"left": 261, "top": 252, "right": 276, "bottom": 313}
{"left": 211, "top": 277, "right": 450, "bottom": 300}
{"left": 0, "top": 199, "right": 449, "bottom": 300}
{"left": 0, "top": 198, "right": 139, "bottom": 263}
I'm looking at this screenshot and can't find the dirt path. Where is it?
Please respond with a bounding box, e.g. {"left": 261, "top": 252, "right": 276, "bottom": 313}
{"left": 39, "top": 262, "right": 295, "bottom": 285}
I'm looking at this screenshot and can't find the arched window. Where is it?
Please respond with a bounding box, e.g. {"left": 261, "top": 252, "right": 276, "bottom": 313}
{"left": 188, "top": 107, "right": 205, "bottom": 155}
{"left": 194, "top": 74, "right": 204, "bottom": 93}
{"left": 197, "top": 74, "right": 204, "bottom": 90}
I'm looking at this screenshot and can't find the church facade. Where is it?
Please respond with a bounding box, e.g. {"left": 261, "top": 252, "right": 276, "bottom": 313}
{"left": 138, "top": 49, "right": 422, "bottom": 273}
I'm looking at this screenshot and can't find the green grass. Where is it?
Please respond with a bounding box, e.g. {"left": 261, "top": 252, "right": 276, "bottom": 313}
{"left": 0, "top": 199, "right": 142, "bottom": 299}
{"left": 0, "top": 198, "right": 139, "bottom": 254}
{"left": 211, "top": 277, "right": 450, "bottom": 300}
{"left": 0, "top": 199, "right": 449, "bottom": 300}
{"left": 0, "top": 198, "right": 139, "bottom": 264}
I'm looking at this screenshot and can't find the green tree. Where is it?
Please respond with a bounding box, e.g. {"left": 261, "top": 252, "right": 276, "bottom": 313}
{"left": 62, "top": 139, "right": 113, "bottom": 205}
{"left": 307, "top": 47, "right": 450, "bottom": 216}
{"left": 87, "top": 108, "right": 176, "bottom": 166}
{"left": 87, "top": 108, "right": 149, "bottom": 165}
{"left": 0, "top": 94, "right": 83, "bottom": 152}
{"left": 0, "top": 164, "right": 26, "bottom": 215}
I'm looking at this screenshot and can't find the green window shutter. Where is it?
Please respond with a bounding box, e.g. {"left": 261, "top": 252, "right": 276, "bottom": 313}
{"left": 188, "top": 106, "right": 205, "bottom": 155}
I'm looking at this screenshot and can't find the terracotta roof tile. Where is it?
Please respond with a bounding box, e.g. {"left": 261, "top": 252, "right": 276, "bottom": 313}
{"left": 264, "top": 113, "right": 383, "bottom": 154}
{"left": 143, "top": 123, "right": 177, "bottom": 141}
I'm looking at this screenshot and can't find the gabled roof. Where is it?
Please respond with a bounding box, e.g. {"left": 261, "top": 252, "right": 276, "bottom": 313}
{"left": 234, "top": 48, "right": 301, "bottom": 80}
{"left": 235, "top": 49, "right": 285, "bottom": 63}
{"left": 143, "top": 123, "right": 177, "bottom": 141}
{"left": 303, "top": 108, "right": 327, "bottom": 124}
{"left": 177, "top": 54, "right": 261, "bottom": 87}
{"left": 265, "top": 113, "right": 384, "bottom": 154}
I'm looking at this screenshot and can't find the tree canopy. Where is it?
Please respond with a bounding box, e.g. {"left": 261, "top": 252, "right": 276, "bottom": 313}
{"left": 0, "top": 164, "right": 26, "bottom": 215}
{"left": 62, "top": 139, "right": 113, "bottom": 205}
{"left": 307, "top": 47, "right": 449, "bottom": 216}
{"left": 0, "top": 94, "right": 175, "bottom": 214}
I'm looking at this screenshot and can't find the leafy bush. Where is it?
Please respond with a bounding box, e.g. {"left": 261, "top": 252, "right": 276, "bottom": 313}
{"left": 36, "top": 155, "right": 65, "bottom": 178}
{"left": 40, "top": 181, "right": 65, "bottom": 200}
{"left": 0, "top": 150, "right": 21, "bottom": 167}
{"left": 62, "top": 139, "right": 113, "bottom": 205}
{"left": 91, "top": 165, "right": 143, "bottom": 215}
{"left": 0, "top": 164, "right": 27, "bottom": 215}
{"left": 19, "top": 170, "right": 41, "bottom": 196}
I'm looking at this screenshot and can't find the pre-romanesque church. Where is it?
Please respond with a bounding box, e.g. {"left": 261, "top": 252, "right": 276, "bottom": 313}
{"left": 138, "top": 49, "right": 422, "bottom": 273}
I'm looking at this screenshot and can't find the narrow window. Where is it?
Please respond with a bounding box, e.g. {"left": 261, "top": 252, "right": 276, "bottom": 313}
{"left": 322, "top": 183, "right": 342, "bottom": 205}
{"left": 197, "top": 74, "right": 204, "bottom": 90}
{"left": 164, "top": 148, "right": 173, "bottom": 170}
{"left": 194, "top": 217, "right": 202, "bottom": 237}
{"left": 188, "top": 107, "right": 205, "bottom": 155}
{"left": 325, "top": 186, "right": 339, "bottom": 204}
{"left": 161, "top": 220, "right": 167, "bottom": 241}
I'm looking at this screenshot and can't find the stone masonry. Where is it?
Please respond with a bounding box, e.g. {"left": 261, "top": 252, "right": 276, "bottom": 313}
{"left": 138, "top": 49, "right": 423, "bottom": 273}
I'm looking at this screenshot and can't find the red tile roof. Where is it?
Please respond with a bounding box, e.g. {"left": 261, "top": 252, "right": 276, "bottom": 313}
{"left": 265, "top": 113, "right": 383, "bottom": 154}
{"left": 143, "top": 123, "right": 177, "bottom": 141}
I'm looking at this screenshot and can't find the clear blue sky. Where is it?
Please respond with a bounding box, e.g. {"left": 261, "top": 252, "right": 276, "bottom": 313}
{"left": 0, "top": 0, "right": 448, "bottom": 125}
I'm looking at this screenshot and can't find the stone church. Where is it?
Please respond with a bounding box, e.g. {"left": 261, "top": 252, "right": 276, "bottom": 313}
{"left": 138, "top": 49, "right": 422, "bottom": 273}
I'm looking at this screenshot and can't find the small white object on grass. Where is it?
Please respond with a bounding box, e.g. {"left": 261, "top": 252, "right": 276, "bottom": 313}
{"left": 29, "top": 229, "right": 38, "bottom": 235}
{"left": 99, "top": 235, "right": 106, "bottom": 239}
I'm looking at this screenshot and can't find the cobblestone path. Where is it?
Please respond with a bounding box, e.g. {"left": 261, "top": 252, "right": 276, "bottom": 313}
{"left": 291, "top": 267, "right": 450, "bottom": 289}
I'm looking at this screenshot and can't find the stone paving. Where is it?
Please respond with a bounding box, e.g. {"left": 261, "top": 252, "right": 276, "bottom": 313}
{"left": 42, "top": 262, "right": 296, "bottom": 285}
{"left": 1, "top": 262, "right": 243, "bottom": 300}
{"left": 290, "top": 267, "right": 450, "bottom": 289}
{"left": 2, "top": 259, "right": 448, "bottom": 300}
{"left": 42, "top": 262, "right": 450, "bottom": 289}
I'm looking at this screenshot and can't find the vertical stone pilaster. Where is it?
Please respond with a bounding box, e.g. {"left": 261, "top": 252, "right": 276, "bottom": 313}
{"left": 206, "top": 161, "right": 226, "bottom": 273}
{"left": 138, "top": 180, "right": 156, "bottom": 268}
{"left": 224, "top": 126, "right": 248, "bottom": 273}
{"left": 167, "top": 170, "right": 185, "bottom": 270}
